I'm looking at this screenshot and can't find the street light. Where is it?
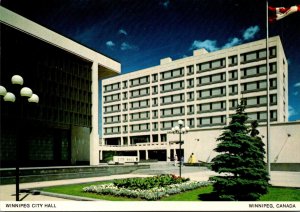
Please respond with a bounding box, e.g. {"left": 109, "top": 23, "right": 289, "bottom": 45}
{"left": 0, "top": 75, "right": 39, "bottom": 201}
{"left": 171, "top": 120, "right": 189, "bottom": 177}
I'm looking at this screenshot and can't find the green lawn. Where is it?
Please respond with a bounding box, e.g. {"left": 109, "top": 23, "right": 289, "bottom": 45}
{"left": 39, "top": 182, "right": 300, "bottom": 201}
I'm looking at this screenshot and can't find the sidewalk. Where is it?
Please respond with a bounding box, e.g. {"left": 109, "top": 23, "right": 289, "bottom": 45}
{"left": 0, "top": 164, "right": 299, "bottom": 201}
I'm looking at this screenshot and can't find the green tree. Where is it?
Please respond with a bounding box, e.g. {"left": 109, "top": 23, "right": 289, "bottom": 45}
{"left": 209, "top": 101, "right": 269, "bottom": 200}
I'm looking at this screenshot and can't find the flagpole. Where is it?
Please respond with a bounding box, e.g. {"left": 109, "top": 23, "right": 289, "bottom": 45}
{"left": 266, "top": 0, "right": 271, "bottom": 176}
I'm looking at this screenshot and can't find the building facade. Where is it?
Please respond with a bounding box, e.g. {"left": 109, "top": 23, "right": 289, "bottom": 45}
{"left": 0, "top": 6, "right": 120, "bottom": 167}
{"left": 101, "top": 36, "right": 288, "bottom": 162}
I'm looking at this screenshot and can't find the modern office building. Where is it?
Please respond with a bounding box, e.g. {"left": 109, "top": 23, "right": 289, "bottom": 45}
{"left": 0, "top": 6, "right": 120, "bottom": 167}
{"left": 101, "top": 36, "right": 289, "bottom": 162}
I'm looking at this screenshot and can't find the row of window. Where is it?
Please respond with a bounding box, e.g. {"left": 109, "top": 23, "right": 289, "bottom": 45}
{"left": 103, "top": 47, "right": 277, "bottom": 93}
{"left": 103, "top": 63, "right": 278, "bottom": 103}
{"left": 104, "top": 88, "right": 278, "bottom": 114}
{"left": 104, "top": 110, "right": 278, "bottom": 134}
{"left": 104, "top": 95, "right": 277, "bottom": 120}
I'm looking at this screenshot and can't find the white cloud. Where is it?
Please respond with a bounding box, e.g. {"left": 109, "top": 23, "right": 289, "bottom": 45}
{"left": 294, "top": 82, "right": 300, "bottom": 87}
{"left": 162, "top": 0, "right": 170, "bottom": 8}
{"left": 288, "top": 106, "right": 298, "bottom": 118}
{"left": 189, "top": 25, "right": 260, "bottom": 52}
{"left": 243, "top": 25, "right": 260, "bottom": 40}
{"left": 106, "top": 40, "right": 115, "bottom": 48}
{"left": 190, "top": 39, "right": 219, "bottom": 52}
{"left": 118, "top": 29, "right": 127, "bottom": 36}
{"left": 222, "top": 37, "right": 242, "bottom": 49}
{"left": 121, "top": 42, "right": 139, "bottom": 51}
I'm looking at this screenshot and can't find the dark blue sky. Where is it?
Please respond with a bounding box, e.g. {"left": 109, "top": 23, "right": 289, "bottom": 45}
{"left": 2, "top": 0, "right": 300, "bottom": 121}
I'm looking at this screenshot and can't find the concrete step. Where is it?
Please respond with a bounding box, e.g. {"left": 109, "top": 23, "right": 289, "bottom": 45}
{"left": 0, "top": 164, "right": 150, "bottom": 185}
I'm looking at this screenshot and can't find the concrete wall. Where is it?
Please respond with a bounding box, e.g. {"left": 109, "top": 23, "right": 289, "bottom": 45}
{"left": 168, "top": 121, "right": 300, "bottom": 164}
{"left": 71, "top": 126, "right": 90, "bottom": 165}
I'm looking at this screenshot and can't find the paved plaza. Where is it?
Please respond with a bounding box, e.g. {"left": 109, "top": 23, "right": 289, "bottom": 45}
{"left": 0, "top": 162, "right": 300, "bottom": 201}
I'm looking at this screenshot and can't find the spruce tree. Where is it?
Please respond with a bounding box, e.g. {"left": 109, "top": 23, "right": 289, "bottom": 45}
{"left": 209, "top": 100, "right": 269, "bottom": 201}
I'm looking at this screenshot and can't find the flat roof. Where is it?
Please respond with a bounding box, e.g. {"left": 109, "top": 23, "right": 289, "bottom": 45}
{"left": 0, "top": 6, "right": 121, "bottom": 76}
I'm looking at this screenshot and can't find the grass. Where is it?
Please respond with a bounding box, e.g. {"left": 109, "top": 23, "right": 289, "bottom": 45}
{"left": 39, "top": 182, "right": 300, "bottom": 201}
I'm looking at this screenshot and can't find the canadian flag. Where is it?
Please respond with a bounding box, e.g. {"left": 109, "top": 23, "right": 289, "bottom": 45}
{"left": 269, "top": 5, "right": 300, "bottom": 22}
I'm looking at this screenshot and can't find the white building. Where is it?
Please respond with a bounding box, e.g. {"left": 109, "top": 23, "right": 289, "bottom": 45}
{"left": 101, "top": 36, "right": 292, "bottom": 165}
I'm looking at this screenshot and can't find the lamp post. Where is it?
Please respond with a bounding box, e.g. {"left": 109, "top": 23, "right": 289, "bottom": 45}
{"left": 0, "top": 75, "right": 39, "bottom": 201}
{"left": 171, "top": 120, "right": 189, "bottom": 178}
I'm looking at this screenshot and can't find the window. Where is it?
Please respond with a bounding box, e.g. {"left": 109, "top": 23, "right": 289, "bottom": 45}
{"left": 104, "top": 104, "right": 120, "bottom": 113}
{"left": 229, "top": 70, "right": 238, "bottom": 80}
{"left": 123, "top": 103, "right": 127, "bottom": 111}
{"left": 131, "top": 123, "right": 150, "bottom": 132}
{"left": 270, "top": 94, "right": 277, "bottom": 104}
{"left": 130, "top": 111, "right": 149, "bottom": 121}
{"left": 271, "top": 110, "right": 277, "bottom": 120}
{"left": 229, "top": 99, "right": 238, "bottom": 109}
{"left": 161, "top": 107, "right": 184, "bottom": 117}
{"left": 152, "top": 86, "right": 158, "bottom": 94}
{"left": 123, "top": 92, "right": 128, "bottom": 100}
{"left": 229, "top": 84, "right": 238, "bottom": 95}
{"left": 187, "top": 78, "right": 194, "bottom": 88}
{"left": 198, "top": 73, "right": 225, "bottom": 85}
{"left": 122, "top": 81, "right": 127, "bottom": 88}
{"left": 198, "top": 87, "right": 225, "bottom": 99}
{"left": 104, "top": 126, "right": 120, "bottom": 134}
{"left": 152, "top": 74, "right": 158, "bottom": 82}
{"left": 161, "top": 68, "right": 184, "bottom": 80}
{"left": 269, "top": 46, "right": 277, "bottom": 57}
{"left": 187, "top": 118, "right": 194, "bottom": 128}
{"left": 187, "top": 105, "right": 194, "bottom": 114}
{"left": 140, "top": 76, "right": 148, "bottom": 84}
{"left": 161, "top": 81, "right": 184, "bottom": 93}
{"left": 152, "top": 98, "right": 158, "bottom": 106}
{"left": 152, "top": 110, "right": 158, "bottom": 118}
{"left": 270, "top": 62, "right": 277, "bottom": 73}
{"left": 187, "top": 92, "right": 194, "bottom": 101}
{"left": 198, "top": 116, "right": 225, "bottom": 126}
{"left": 161, "top": 94, "right": 184, "bottom": 105}
{"left": 241, "top": 49, "right": 267, "bottom": 63}
{"left": 153, "top": 122, "right": 158, "bottom": 130}
{"left": 104, "top": 82, "right": 120, "bottom": 93}
{"left": 199, "top": 101, "right": 225, "bottom": 112}
{"left": 229, "top": 55, "right": 238, "bottom": 66}
{"left": 270, "top": 78, "right": 277, "bottom": 88}
{"left": 130, "top": 100, "right": 149, "bottom": 109}
{"left": 130, "top": 88, "right": 149, "bottom": 98}
{"left": 187, "top": 65, "right": 194, "bottom": 75}
{"left": 198, "top": 62, "right": 210, "bottom": 71}
{"left": 197, "top": 58, "right": 225, "bottom": 72}
{"left": 130, "top": 76, "right": 149, "bottom": 87}
{"left": 200, "top": 90, "right": 210, "bottom": 98}
{"left": 242, "top": 80, "right": 267, "bottom": 93}
{"left": 200, "top": 117, "right": 210, "bottom": 125}
{"left": 200, "top": 103, "right": 210, "bottom": 112}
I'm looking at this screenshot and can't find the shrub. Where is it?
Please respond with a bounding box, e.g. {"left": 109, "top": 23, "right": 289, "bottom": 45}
{"left": 83, "top": 180, "right": 211, "bottom": 200}
{"left": 113, "top": 174, "right": 189, "bottom": 190}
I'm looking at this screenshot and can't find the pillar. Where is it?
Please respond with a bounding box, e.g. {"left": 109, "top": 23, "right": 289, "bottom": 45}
{"left": 166, "top": 147, "right": 171, "bottom": 162}
{"left": 90, "top": 61, "right": 99, "bottom": 165}
{"left": 146, "top": 149, "right": 149, "bottom": 160}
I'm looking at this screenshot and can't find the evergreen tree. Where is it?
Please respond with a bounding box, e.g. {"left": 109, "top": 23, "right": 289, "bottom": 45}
{"left": 209, "top": 100, "right": 269, "bottom": 201}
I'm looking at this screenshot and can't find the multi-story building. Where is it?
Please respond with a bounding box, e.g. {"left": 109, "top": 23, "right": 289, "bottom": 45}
{"left": 0, "top": 6, "right": 120, "bottom": 167}
{"left": 101, "top": 36, "right": 288, "bottom": 162}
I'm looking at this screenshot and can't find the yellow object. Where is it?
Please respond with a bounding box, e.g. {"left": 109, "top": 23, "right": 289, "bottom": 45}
{"left": 188, "top": 154, "right": 197, "bottom": 163}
